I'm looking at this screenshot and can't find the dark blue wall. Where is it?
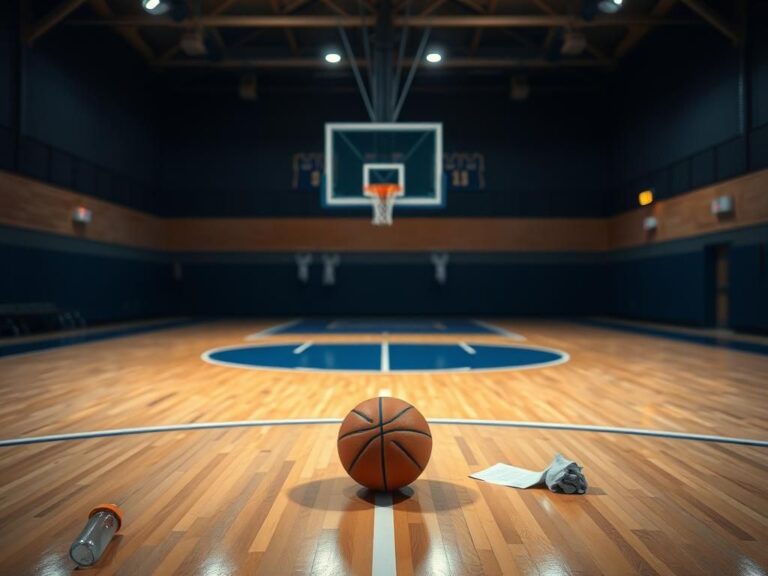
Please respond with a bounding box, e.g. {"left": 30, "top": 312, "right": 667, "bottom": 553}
{"left": 0, "top": 227, "right": 176, "bottom": 323}
{"left": 0, "top": 4, "right": 160, "bottom": 213}
{"left": 1, "top": 1, "right": 767, "bottom": 330}
{"left": 160, "top": 89, "right": 609, "bottom": 218}
{"left": 0, "top": 1, "right": 18, "bottom": 171}
{"left": 730, "top": 242, "right": 768, "bottom": 333}
{"left": 610, "top": 3, "right": 768, "bottom": 213}
{"left": 177, "top": 256, "right": 606, "bottom": 316}
{"left": 607, "top": 225, "right": 768, "bottom": 331}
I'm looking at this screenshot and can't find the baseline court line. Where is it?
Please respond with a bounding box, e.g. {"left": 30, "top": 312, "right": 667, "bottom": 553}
{"left": 372, "top": 493, "right": 397, "bottom": 576}
{"left": 293, "top": 341, "right": 314, "bottom": 354}
{"left": 245, "top": 319, "right": 302, "bottom": 340}
{"left": 381, "top": 342, "right": 390, "bottom": 373}
{"left": 458, "top": 342, "right": 476, "bottom": 355}
{"left": 2, "top": 419, "right": 767, "bottom": 448}
{"left": 472, "top": 320, "right": 525, "bottom": 340}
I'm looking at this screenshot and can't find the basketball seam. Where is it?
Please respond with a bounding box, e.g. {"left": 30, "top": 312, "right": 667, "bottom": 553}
{"left": 379, "top": 397, "right": 388, "bottom": 491}
{"left": 351, "top": 409, "right": 374, "bottom": 423}
{"left": 337, "top": 406, "right": 413, "bottom": 440}
{"left": 344, "top": 428, "right": 432, "bottom": 474}
{"left": 390, "top": 439, "right": 423, "bottom": 471}
{"left": 346, "top": 436, "right": 379, "bottom": 473}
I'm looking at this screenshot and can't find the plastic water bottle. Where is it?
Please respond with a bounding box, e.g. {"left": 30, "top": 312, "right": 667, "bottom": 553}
{"left": 69, "top": 504, "right": 123, "bottom": 567}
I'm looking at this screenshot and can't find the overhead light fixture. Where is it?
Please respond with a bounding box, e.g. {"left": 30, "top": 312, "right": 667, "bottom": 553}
{"left": 597, "top": 0, "right": 623, "bottom": 13}
{"left": 324, "top": 52, "right": 341, "bottom": 64}
{"left": 180, "top": 30, "right": 207, "bottom": 56}
{"left": 510, "top": 75, "right": 530, "bottom": 101}
{"left": 561, "top": 30, "right": 586, "bottom": 55}
{"left": 239, "top": 74, "right": 258, "bottom": 102}
{"left": 426, "top": 52, "right": 442, "bottom": 63}
{"left": 142, "top": 0, "right": 170, "bottom": 15}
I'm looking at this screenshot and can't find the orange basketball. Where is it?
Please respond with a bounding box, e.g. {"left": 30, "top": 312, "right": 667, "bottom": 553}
{"left": 337, "top": 397, "right": 432, "bottom": 492}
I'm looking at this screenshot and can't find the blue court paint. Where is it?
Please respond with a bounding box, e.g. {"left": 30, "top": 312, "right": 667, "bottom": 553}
{"left": 203, "top": 342, "right": 568, "bottom": 373}
{"left": 0, "top": 319, "right": 198, "bottom": 358}
{"left": 262, "top": 318, "right": 508, "bottom": 335}
{"left": 208, "top": 343, "right": 381, "bottom": 371}
{"left": 579, "top": 319, "right": 768, "bottom": 357}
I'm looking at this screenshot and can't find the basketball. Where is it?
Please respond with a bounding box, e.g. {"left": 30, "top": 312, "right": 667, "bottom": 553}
{"left": 337, "top": 397, "right": 432, "bottom": 492}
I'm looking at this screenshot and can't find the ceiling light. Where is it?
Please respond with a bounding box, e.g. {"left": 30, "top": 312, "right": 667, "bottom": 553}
{"left": 142, "top": 0, "right": 170, "bottom": 14}
{"left": 325, "top": 52, "right": 342, "bottom": 64}
{"left": 425, "top": 52, "right": 442, "bottom": 63}
{"left": 597, "top": 0, "right": 623, "bottom": 13}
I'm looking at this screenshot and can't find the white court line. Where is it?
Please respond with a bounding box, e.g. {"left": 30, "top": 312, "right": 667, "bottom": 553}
{"left": 472, "top": 319, "right": 525, "bottom": 340}
{"left": 458, "top": 342, "right": 476, "bottom": 355}
{"left": 372, "top": 493, "right": 397, "bottom": 576}
{"left": 373, "top": 387, "right": 396, "bottom": 576}
{"left": 246, "top": 319, "right": 302, "bottom": 340}
{"left": 381, "top": 342, "right": 390, "bottom": 373}
{"left": 3, "top": 419, "right": 767, "bottom": 448}
{"left": 292, "top": 341, "right": 313, "bottom": 354}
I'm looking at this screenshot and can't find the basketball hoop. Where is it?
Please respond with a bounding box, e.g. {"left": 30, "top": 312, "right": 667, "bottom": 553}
{"left": 364, "top": 184, "right": 403, "bottom": 226}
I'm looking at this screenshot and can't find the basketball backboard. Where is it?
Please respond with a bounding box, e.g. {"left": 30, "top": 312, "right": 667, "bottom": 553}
{"left": 323, "top": 123, "right": 444, "bottom": 209}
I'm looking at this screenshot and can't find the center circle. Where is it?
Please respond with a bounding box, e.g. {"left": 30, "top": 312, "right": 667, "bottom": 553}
{"left": 202, "top": 343, "right": 569, "bottom": 373}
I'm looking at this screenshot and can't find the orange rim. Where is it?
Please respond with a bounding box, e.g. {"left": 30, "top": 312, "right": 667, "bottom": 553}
{"left": 365, "top": 184, "right": 402, "bottom": 198}
{"left": 89, "top": 503, "right": 124, "bottom": 531}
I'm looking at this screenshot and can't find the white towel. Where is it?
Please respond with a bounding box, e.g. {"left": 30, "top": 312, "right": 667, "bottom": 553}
{"left": 470, "top": 453, "right": 588, "bottom": 494}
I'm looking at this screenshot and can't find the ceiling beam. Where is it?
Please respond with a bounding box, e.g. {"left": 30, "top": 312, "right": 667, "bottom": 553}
{"left": 397, "top": 15, "right": 695, "bottom": 27}
{"left": 70, "top": 16, "right": 376, "bottom": 27}
{"left": 160, "top": 57, "right": 608, "bottom": 69}
{"left": 68, "top": 15, "right": 698, "bottom": 29}
{"left": 528, "top": 0, "right": 608, "bottom": 62}
{"left": 89, "top": 0, "right": 154, "bottom": 61}
{"left": 469, "top": 0, "right": 497, "bottom": 57}
{"left": 678, "top": 0, "right": 740, "bottom": 43}
{"left": 25, "top": 0, "right": 88, "bottom": 44}
{"left": 320, "top": 0, "right": 351, "bottom": 16}
{"left": 269, "top": 0, "right": 300, "bottom": 56}
{"left": 418, "top": 0, "right": 448, "bottom": 16}
{"left": 614, "top": 0, "right": 677, "bottom": 60}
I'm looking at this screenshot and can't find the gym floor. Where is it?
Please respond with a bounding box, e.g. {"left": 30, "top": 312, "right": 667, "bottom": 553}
{"left": 1, "top": 319, "right": 766, "bottom": 575}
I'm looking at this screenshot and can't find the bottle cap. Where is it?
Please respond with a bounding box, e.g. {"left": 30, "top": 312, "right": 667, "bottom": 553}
{"left": 89, "top": 503, "right": 124, "bottom": 531}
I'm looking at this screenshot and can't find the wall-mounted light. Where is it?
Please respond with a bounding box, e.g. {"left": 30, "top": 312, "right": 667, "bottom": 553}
{"left": 72, "top": 206, "right": 92, "bottom": 224}
{"left": 643, "top": 216, "right": 658, "bottom": 232}
{"left": 638, "top": 189, "right": 654, "bottom": 206}
{"left": 711, "top": 195, "right": 734, "bottom": 216}
{"left": 142, "top": 0, "right": 170, "bottom": 15}
{"left": 324, "top": 52, "right": 342, "bottom": 64}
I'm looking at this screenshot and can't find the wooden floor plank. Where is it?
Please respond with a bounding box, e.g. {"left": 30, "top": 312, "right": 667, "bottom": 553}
{"left": 0, "top": 320, "right": 766, "bottom": 574}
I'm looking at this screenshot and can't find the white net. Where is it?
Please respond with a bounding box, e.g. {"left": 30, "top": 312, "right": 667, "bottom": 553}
{"left": 371, "top": 193, "right": 397, "bottom": 226}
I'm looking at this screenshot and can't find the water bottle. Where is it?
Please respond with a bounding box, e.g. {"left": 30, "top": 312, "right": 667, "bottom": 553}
{"left": 69, "top": 504, "right": 124, "bottom": 567}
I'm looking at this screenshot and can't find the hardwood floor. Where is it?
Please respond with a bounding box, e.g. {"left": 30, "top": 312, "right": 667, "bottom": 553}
{"left": 0, "top": 320, "right": 766, "bottom": 575}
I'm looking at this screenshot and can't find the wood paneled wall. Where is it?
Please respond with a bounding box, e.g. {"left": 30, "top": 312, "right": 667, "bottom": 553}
{"left": 609, "top": 169, "right": 768, "bottom": 249}
{"left": 0, "top": 171, "right": 162, "bottom": 249}
{"left": 164, "top": 218, "right": 608, "bottom": 252}
{"left": 1, "top": 168, "right": 766, "bottom": 253}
